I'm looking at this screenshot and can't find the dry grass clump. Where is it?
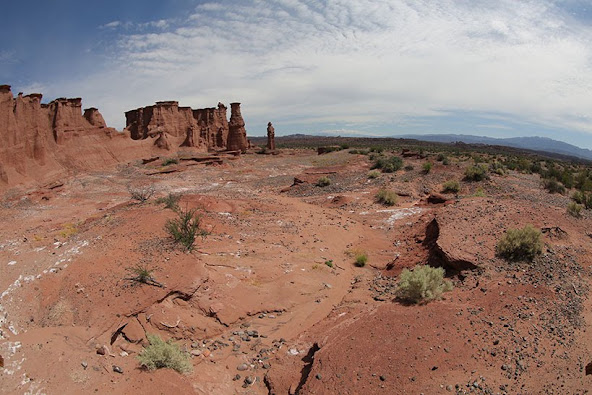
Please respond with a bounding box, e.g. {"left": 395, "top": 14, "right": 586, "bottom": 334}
{"left": 396, "top": 265, "right": 453, "bottom": 304}
{"left": 376, "top": 188, "right": 398, "bottom": 206}
{"left": 441, "top": 180, "right": 460, "bottom": 194}
{"left": 137, "top": 334, "right": 192, "bottom": 374}
{"left": 496, "top": 225, "right": 542, "bottom": 261}
{"left": 165, "top": 207, "right": 209, "bottom": 251}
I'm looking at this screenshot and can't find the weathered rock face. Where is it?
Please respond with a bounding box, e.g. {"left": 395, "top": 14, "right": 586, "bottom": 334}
{"left": 227, "top": 102, "right": 248, "bottom": 152}
{"left": 267, "top": 122, "right": 275, "bottom": 150}
{"left": 125, "top": 101, "right": 234, "bottom": 151}
{"left": 0, "top": 85, "right": 119, "bottom": 185}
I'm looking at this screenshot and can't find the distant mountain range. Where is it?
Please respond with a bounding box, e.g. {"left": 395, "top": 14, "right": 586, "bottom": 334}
{"left": 395, "top": 134, "right": 592, "bottom": 161}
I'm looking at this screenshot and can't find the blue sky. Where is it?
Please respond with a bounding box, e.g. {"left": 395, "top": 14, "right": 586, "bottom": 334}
{"left": 1, "top": 1, "right": 592, "bottom": 149}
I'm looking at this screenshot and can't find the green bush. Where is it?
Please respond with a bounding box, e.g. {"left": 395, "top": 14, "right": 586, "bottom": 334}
{"left": 567, "top": 202, "right": 582, "bottom": 218}
{"left": 496, "top": 225, "right": 542, "bottom": 261}
{"left": 396, "top": 265, "right": 453, "bottom": 304}
{"left": 138, "top": 334, "right": 192, "bottom": 374}
{"left": 376, "top": 189, "right": 398, "bottom": 206}
{"left": 126, "top": 264, "right": 155, "bottom": 285}
{"left": 543, "top": 178, "right": 566, "bottom": 194}
{"left": 316, "top": 176, "right": 331, "bottom": 187}
{"left": 441, "top": 180, "right": 460, "bottom": 194}
{"left": 422, "top": 162, "right": 433, "bottom": 174}
{"left": 464, "top": 165, "right": 488, "bottom": 182}
{"left": 354, "top": 252, "right": 368, "bottom": 267}
{"left": 156, "top": 193, "right": 181, "bottom": 210}
{"left": 436, "top": 153, "right": 446, "bottom": 162}
{"left": 371, "top": 156, "right": 403, "bottom": 173}
{"left": 165, "top": 207, "right": 209, "bottom": 251}
{"left": 442, "top": 158, "right": 450, "bottom": 166}
{"left": 162, "top": 158, "right": 179, "bottom": 166}
{"left": 367, "top": 170, "right": 381, "bottom": 179}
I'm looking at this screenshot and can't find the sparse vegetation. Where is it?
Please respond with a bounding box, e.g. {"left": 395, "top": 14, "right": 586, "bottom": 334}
{"left": 367, "top": 170, "right": 381, "bottom": 179}
{"left": 543, "top": 178, "right": 566, "bottom": 194}
{"left": 473, "top": 187, "right": 486, "bottom": 197}
{"left": 376, "top": 188, "right": 398, "bottom": 206}
{"left": 137, "top": 334, "right": 193, "bottom": 374}
{"left": 128, "top": 184, "right": 155, "bottom": 203}
{"left": 316, "top": 176, "right": 331, "bottom": 187}
{"left": 567, "top": 202, "right": 583, "bottom": 218}
{"left": 496, "top": 225, "right": 543, "bottom": 261}
{"left": 441, "top": 180, "right": 460, "bottom": 194}
{"left": 325, "top": 260, "right": 334, "bottom": 268}
{"left": 371, "top": 155, "right": 403, "bottom": 173}
{"left": 156, "top": 193, "right": 181, "bottom": 210}
{"left": 422, "top": 162, "right": 433, "bottom": 174}
{"left": 126, "top": 264, "right": 162, "bottom": 287}
{"left": 396, "top": 265, "right": 453, "bottom": 304}
{"left": 165, "top": 207, "right": 209, "bottom": 251}
{"left": 464, "top": 165, "right": 488, "bottom": 182}
{"left": 162, "top": 158, "right": 179, "bottom": 166}
{"left": 404, "top": 165, "right": 414, "bottom": 171}
{"left": 354, "top": 252, "right": 368, "bottom": 267}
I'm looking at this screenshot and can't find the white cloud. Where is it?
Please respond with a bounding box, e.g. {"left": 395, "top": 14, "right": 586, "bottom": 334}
{"left": 52, "top": 0, "right": 592, "bottom": 144}
{"left": 100, "top": 20, "right": 122, "bottom": 29}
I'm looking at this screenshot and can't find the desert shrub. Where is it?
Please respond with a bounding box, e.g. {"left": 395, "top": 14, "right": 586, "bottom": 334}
{"left": 441, "top": 180, "right": 460, "bottom": 194}
{"left": 404, "top": 165, "right": 414, "bottom": 171}
{"left": 369, "top": 146, "right": 384, "bottom": 153}
{"left": 396, "top": 265, "right": 453, "bottom": 304}
{"left": 156, "top": 193, "right": 181, "bottom": 210}
{"left": 442, "top": 157, "right": 450, "bottom": 166}
{"left": 354, "top": 252, "right": 368, "bottom": 267}
{"left": 339, "top": 143, "right": 350, "bottom": 150}
{"left": 349, "top": 149, "right": 369, "bottom": 155}
{"left": 128, "top": 184, "right": 155, "bottom": 203}
{"left": 422, "top": 162, "right": 433, "bottom": 174}
{"left": 543, "top": 178, "right": 566, "bottom": 194}
{"left": 567, "top": 202, "right": 582, "bottom": 218}
{"left": 436, "top": 153, "right": 446, "bottom": 161}
{"left": 464, "top": 165, "right": 488, "bottom": 182}
{"left": 137, "top": 334, "right": 192, "bottom": 374}
{"left": 165, "top": 207, "right": 209, "bottom": 251}
{"left": 575, "top": 192, "right": 592, "bottom": 209}
{"left": 316, "top": 176, "right": 331, "bottom": 187}
{"left": 125, "top": 264, "right": 162, "bottom": 287}
{"left": 376, "top": 189, "right": 398, "bottom": 206}
{"left": 473, "top": 187, "right": 486, "bottom": 197}
{"left": 325, "top": 260, "right": 334, "bottom": 268}
{"left": 367, "top": 170, "right": 381, "bottom": 179}
{"left": 162, "top": 158, "right": 179, "bottom": 166}
{"left": 496, "top": 225, "right": 542, "bottom": 261}
{"left": 489, "top": 161, "right": 506, "bottom": 176}
{"left": 371, "top": 156, "right": 403, "bottom": 173}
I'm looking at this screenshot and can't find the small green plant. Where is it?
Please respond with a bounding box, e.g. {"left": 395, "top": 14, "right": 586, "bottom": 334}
{"left": 125, "top": 264, "right": 163, "bottom": 287}
{"left": 162, "top": 158, "right": 179, "bottom": 166}
{"left": 156, "top": 193, "right": 181, "bottom": 210}
{"left": 567, "top": 202, "right": 582, "bottom": 218}
{"left": 325, "top": 260, "right": 334, "bottom": 268}
{"left": 316, "top": 176, "right": 331, "bottom": 187}
{"left": 422, "top": 162, "right": 433, "bottom": 174}
{"left": 367, "top": 170, "right": 381, "bottom": 179}
{"left": 442, "top": 157, "right": 450, "bottom": 165}
{"left": 371, "top": 156, "right": 403, "bottom": 173}
{"left": 128, "top": 184, "right": 155, "bottom": 203}
{"left": 354, "top": 252, "right": 368, "bottom": 267}
{"left": 441, "top": 180, "right": 460, "bottom": 194}
{"left": 137, "top": 334, "right": 193, "bottom": 374}
{"left": 165, "top": 207, "right": 209, "bottom": 251}
{"left": 396, "top": 265, "right": 453, "bottom": 304}
{"left": 369, "top": 146, "right": 384, "bottom": 153}
{"left": 464, "top": 165, "right": 488, "bottom": 182}
{"left": 376, "top": 188, "right": 398, "bottom": 206}
{"left": 496, "top": 225, "right": 542, "bottom": 261}
{"left": 436, "top": 153, "right": 446, "bottom": 161}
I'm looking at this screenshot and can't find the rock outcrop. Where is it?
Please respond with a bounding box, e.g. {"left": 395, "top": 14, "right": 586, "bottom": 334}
{"left": 267, "top": 122, "right": 275, "bottom": 150}
{"left": 124, "top": 101, "right": 240, "bottom": 151}
{"left": 227, "top": 103, "right": 248, "bottom": 152}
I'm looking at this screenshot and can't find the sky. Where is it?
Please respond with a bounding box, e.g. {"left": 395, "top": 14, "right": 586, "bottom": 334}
{"left": 1, "top": 0, "right": 592, "bottom": 149}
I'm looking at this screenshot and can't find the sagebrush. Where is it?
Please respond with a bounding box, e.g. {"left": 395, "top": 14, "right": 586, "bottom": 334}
{"left": 128, "top": 184, "right": 155, "bottom": 202}
{"left": 496, "top": 224, "right": 542, "bottom": 261}
{"left": 441, "top": 180, "right": 460, "bottom": 194}
{"left": 396, "top": 265, "right": 453, "bottom": 304}
{"left": 137, "top": 334, "right": 192, "bottom": 374}
{"left": 376, "top": 189, "right": 398, "bottom": 206}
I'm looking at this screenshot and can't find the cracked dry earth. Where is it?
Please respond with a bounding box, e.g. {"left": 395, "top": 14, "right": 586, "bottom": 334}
{"left": 1, "top": 149, "right": 592, "bottom": 394}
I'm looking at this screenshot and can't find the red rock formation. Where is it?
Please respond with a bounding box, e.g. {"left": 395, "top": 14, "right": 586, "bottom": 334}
{"left": 227, "top": 103, "right": 248, "bottom": 152}
{"left": 0, "top": 85, "right": 151, "bottom": 187}
{"left": 267, "top": 122, "right": 275, "bottom": 150}
{"left": 125, "top": 101, "right": 233, "bottom": 151}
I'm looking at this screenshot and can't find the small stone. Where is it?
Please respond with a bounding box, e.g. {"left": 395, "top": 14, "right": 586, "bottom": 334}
{"left": 262, "top": 363, "right": 271, "bottom": 369}
{"left": 233, "top": 374, "right": 241, "bottom": 381}
{"left": 237, "top": 363, "right": 249, "bottom": 371}
{"left": 244, "top": 376, "right": 255, "bottom": 385}
{"left": 112, "top": 365, "right": 123, "bottom": 374}
{"left": 96, "top": 345, "right": 108, "bottom": 355}
{"left": 380, "top": 375, "right": 386, "bottom": 381}
{"left": 315, "top": 373, "right": 322, "bottom": 380}
{"left": 81, "top": 361, "right": 88, "bottom": 369}
{"left": 446, "top": 385, "right": 453, "bottom": 391}
{"left": 191, "top": 349, "right": 202, "bottom": 357}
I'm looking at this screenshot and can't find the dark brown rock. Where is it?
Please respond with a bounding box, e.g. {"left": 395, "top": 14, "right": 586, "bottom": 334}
{"left": 267, "top": 122, "right": 275, "bottom": 150}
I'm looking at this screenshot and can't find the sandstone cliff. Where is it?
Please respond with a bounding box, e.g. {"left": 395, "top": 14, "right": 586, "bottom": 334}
{"left": 0, "top": 85, "right": 155, "bottom": 188}
{"left": 125, "top": 101, "right": 245, "bottom": 151}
